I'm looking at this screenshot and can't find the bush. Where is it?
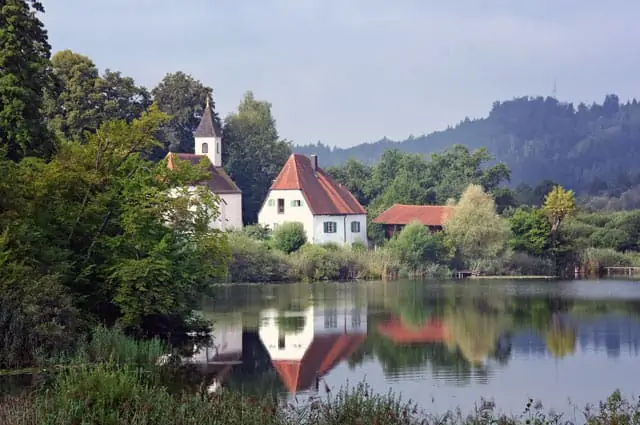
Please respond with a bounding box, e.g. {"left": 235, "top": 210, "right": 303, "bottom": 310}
{"left": 242, "top": 224, "right": 271, "bottom": 241}
{"left": 272, "top": 222, "right": 307, "bottom": 254}
{"left": 387, "top": 222, "right": 454, "bottom": 271}
{"left": 580, "top": 247, "right": 638, "bottom": 276}
{"left": 226, "top": 233, "right": 293, "bottom": 282}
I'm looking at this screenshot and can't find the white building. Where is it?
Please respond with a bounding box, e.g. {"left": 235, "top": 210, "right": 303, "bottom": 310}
{"left": 258, "top": 301, "right": 367, "bottom": 394}
{"left": 165, "top": 99, "right": 242, "bottom": 230}
{"left": 258, "top": 154, "right": 367, "bottom": 245}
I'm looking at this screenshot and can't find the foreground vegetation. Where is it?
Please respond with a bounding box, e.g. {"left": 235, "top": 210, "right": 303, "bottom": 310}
{"left": 1, "top": 327, "right": 638, "bottom": 425}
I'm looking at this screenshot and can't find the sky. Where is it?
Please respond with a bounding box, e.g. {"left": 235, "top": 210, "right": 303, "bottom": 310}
{"left": 41, "top": 0, "right": 640, "bottom": 148}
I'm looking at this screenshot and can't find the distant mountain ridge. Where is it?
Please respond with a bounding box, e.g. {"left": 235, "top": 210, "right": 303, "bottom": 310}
{"left": 294, "top": 94, "right": 640, "bottom": 193}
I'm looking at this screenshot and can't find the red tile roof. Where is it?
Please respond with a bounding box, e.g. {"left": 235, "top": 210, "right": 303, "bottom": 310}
{"left": 376, "top": 317, "right": 449, "bottom": 344}
{"left": 373, "top": 204, "right": 452, "bottom": 227}
{"left": 271, "top": 333, "right": 366, "bottom": 393}
{"left": 166, "top": 153, "right": 241, "bottom": 194}
{"left": 270, "top": 154, "right": 366, "bottom": 215}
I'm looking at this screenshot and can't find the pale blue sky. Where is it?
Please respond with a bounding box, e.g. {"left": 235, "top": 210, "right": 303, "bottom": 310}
{"left": 42, "top": 0, "right": 640, "bottom": 147}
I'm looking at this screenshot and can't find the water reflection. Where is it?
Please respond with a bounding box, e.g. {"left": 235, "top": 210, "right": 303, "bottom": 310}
{"left": 193, "top": 280, "right": 640, "bottom": 412}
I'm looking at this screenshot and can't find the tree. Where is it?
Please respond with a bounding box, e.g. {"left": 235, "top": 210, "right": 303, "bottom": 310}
{"left": 0, "top": 104, "right": 231, "bottom": 334}
{"left": 508, "top": 207, "right": 552, "bottom": 257}
{"left": 543, "top": 185, "right": 576, "bottom": 233}
{"left": 223, "top": 91, "right": 291, "bottom": 224}
{"left": 386, "top": 221, "right": 453, "bottom": 271}
{"left": 151, "top": 71, "right": 214, "bottom": 157}
{"left": 0, "top": 0, "right": 54, "bottom": 160}
{"left": 325, "top": 158, "right": 372, "bottom": 205}
{"left": 272, "top": 221, "right": 306, "bottom": 254}
{"left": 44, "top": 50, "right": 151, "bottom": 142}
{"left": 444, "top": 184, "right": 511, "bottom": 264}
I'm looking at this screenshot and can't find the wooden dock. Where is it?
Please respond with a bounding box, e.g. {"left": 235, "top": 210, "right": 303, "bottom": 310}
{"left": 605, "top": 266, "right": 640, "bottom": 277}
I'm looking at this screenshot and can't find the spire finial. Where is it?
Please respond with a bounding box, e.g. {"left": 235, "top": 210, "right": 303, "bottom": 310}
{"left": 205, "top": 96, "right": 210, "bottom": 109}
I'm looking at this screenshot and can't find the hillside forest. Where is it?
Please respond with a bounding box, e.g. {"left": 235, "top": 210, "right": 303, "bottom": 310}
{"left": 296, "top": 94, "right": 640, "bottom": 211}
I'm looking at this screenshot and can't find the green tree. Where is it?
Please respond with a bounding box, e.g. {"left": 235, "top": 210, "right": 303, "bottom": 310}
{"left": 543, "top": 185, "right": 577, "bottom": 233}
{"left": 151, "top": 71, "right": 214, "bottom": 157}
{"left": 0, "top": 0, "right": 54, "bottom": 161}
{"left": 272, "top": 221, "right": 307, "bottom": 254}
{"left": 44, "top": 50, "right": 151, "bottom": 142}
{"left": 223, "top": 91, "right": 291, "bottom": 224}
{"left": 444, "top": 184, "right": 511, "bottom": 265}
{"left": 508, "top": 207, "right": 552, "bottom": 257}
{"left": 325, "top": 158, "right": 372, "bottom": 205}
{"left": 386, "top": 221, "right": 453, "bottom": 270}
{"left": 0, "top": 104, "right": 230, "bottom": 334}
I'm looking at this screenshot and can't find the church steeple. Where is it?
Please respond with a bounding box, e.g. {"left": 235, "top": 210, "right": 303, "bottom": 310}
{"left": 194, "top": 95, "right": 222, "bottom": 166}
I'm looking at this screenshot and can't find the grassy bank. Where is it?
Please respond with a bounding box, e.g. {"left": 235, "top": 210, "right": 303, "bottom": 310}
{"left": 1, "top": 327, "right": 639, "bottom": 425}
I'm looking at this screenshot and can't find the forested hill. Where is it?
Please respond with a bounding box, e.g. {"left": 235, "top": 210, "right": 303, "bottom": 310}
{"left": 294, "top": 94, "right": 640, "bottom": 193}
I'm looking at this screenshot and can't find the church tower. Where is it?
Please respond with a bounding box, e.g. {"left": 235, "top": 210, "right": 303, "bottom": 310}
{"left": 194, "top": 97, "right": 222, "bottom": 167}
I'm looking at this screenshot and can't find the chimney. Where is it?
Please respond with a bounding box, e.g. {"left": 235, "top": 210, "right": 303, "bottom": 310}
{"left": 310, "top": 154, "right": 318, "bottom": 174}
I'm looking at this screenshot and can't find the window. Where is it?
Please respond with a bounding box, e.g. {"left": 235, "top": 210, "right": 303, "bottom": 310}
{"left": 324, "top": 308, "right": 338, "bottom": 329}
{"left": 267, "top": 199, "right": 275, "bottom": 207}
{"left": 323, "top": 221, "right": 337, "bottom": 233}
{"left": 277, "top": 198, "right": 285, "bottom": 214}
{"left": 216, "top": 142, "right": 220, "bottom": 153}
{"left": 201, "top": 142, "right": 208, "bottom": 153}
{"left": 290, "top": 200, "right": 302, "bottom": 207}
{"left": 351, "top": 221, "right": 361, "bottom": 233}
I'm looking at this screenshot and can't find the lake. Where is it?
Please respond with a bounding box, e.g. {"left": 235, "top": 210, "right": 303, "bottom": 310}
{"left": 198, "top": 279, "right": 640, "bottom": 417}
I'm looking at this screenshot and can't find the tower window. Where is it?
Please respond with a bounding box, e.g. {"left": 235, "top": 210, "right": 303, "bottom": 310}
{"left": 216, "top": 142, "right": 220, "bottom": 153}
{"left": 202, "top": 142, "right": 209, "bottom": 153}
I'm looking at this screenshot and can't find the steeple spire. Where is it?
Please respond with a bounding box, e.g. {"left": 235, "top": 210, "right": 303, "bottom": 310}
{"left": 194, "top": 96, "right": 221, "bottom": 138}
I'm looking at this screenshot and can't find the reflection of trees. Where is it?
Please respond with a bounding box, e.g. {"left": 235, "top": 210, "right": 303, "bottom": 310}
{"left": 276, "top": 315, "right": 306, "bottom": 333}
{"left": 444, "top": 296, "right": 513, "bottom": 365}
{"left": 545, "top": 326, "right": 577, "bottom": 358}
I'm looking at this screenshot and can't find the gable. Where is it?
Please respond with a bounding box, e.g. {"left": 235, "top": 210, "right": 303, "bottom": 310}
{"left": 270, "top": 154, "right": 366, "bottom": 216}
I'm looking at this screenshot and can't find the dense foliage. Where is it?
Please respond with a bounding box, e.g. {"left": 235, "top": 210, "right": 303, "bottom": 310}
{"left": 296, "top": 95, "right": 640, "bottom": 210}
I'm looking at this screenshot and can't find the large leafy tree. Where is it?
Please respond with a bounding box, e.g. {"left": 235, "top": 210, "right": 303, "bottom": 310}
{"left": 151, "top": 71, "right": 214, "bottom": 158}
{"left": 0, "top": 0, "right": 54, "bottom": 160}
{"left": 223, "top": 91, "right": 291, "bottom": 224}
{"left": 1, "top": 104, "right": 230, "bottom": 334}
{"left": 44, "top": 50, "right": 151, "bottom": 142}
{"left": 444, "top": 184, "right": 511, "bottom": 266}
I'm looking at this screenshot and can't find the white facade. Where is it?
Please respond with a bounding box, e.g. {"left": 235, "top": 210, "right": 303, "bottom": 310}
{"left": 258, "top": 302, "right": 368, "bottom": 362}
{"left": 218, "top": 192, "right": 243, "bottom": 230}
{"left": 257, "top": 190, "right": 367, "bottom": 246}
{"left": 190, "top": 317, "right": 243, "bottom": 364}
{"left": 195, "top": 135, "right": 222, "bottom": 167}
{"left": 168, "top": 186, "right": 242, "bottom": 231}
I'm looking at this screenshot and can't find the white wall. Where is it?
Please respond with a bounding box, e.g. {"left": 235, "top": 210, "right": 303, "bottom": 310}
{"left": 312, "top": 303, "right": 368, "bottom": 335}
{"left": 168, "top": 186, "right": 242, "bottom": 231}
{"left": 259, "top": 307, "right": 316, "bottom": 361}
{"left": 219, "top": 192, "right": 243, "bottom": 230}
{"left": 312, "top": 214, "right": 367, "bottom": 245}
{"left": 190, "top": 319, "right": 243, "bottom": 363}
{"left": 195, "top": 136, "right": 222, "bottom": 167}
{"left": 257, "top": 189, "right": 314, "bottom": 239}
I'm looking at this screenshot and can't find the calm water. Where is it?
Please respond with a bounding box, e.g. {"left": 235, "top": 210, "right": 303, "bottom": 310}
{"left": 197, "top": 279, "right": 640, "bottom": 416}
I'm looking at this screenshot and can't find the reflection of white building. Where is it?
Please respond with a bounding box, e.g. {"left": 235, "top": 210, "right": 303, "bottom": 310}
{"left": 259, "top": 301, "right": 368, "bottom": 393}
{"left": 190, "top": 317, "right": 244, "bottom": 364}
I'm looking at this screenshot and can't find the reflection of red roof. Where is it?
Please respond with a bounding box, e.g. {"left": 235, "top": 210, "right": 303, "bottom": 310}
{"left": 377, "top": 317, "right": 448, "bottom": 344}
{"left": 373, "top": 204, "right": 452, "bottom": 227}
{"left": 166, "top": 153, "right": 241, "bottom": 194}
{"left": 270, "top": 154, "right": 366, "bottom": 215}
{"left": 272, "top": 333, "right": 366, "bottom": 393}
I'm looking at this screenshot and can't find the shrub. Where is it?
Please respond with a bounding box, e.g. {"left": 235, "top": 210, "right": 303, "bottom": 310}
{"left": 226, "top": 233, "right": 293, "bottom": 282}
{"left": 387, "top": 222, "right": 454, "bottom": 271}
{"left": 272, "top": 222, "right": 307, "bottom": 254}
{"left": 580, "top": 247, "right": 636, "bottom": 276}
{"left": 242, "top": 224, "right": 271, "bottom": 241}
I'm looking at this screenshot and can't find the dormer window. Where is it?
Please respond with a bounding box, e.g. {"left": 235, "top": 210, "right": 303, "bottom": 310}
{"left": 202, "top": 142, "right": 209, "bottom": 153}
